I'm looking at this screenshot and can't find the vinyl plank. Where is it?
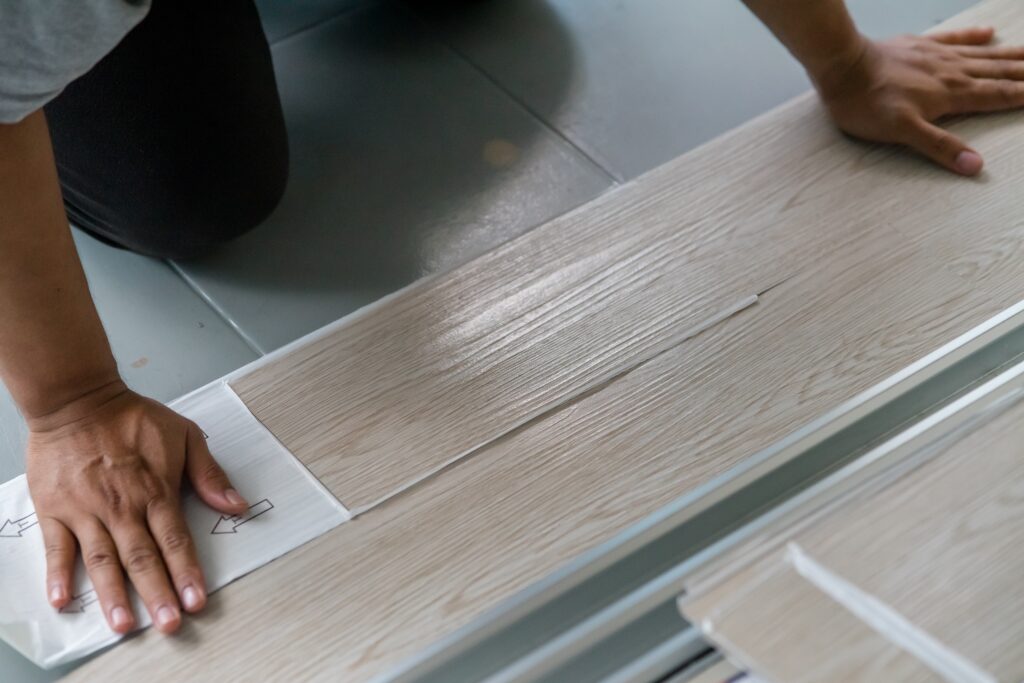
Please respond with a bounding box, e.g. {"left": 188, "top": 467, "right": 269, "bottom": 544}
{"left": 67, "top": 223, "right": 1005, "bottom": 682}
{"left": 225, "top": 80, "right": 917, "bottom": 511}
{"left": 682, "top": 383, "right": 1024, "bottom": 681}
{"left": 230, "top": 31, "right": 1024, "bottom": 514}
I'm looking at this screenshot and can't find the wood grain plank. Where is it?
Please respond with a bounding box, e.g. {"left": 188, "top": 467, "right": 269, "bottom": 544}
{"left": 229, "top": 81, "right": 893, "bottom": 511}
{"left": 686, "top": 555, "right": 944, "bottom": 683}
{"left": 68, "top": 217, "right": 1007, "bottom": 682}
{"left": 682, "top": 385, "right": 1024, "bottom": 682}
{"left": 231, "top": 0, "right": 1024, "bottom": 515}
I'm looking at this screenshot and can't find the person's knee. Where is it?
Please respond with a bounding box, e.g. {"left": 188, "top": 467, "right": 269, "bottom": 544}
{"left": 123, "top": 145, "right": 289, "bottom": 260}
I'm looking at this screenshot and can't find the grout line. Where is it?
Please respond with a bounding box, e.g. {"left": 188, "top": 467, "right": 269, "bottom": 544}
{"left": 164, "top": 260, "right": 268, "bottom": 357}
{"left": 401, "top": 1, "right": 624, "bottom": 185}
{"left": 264, "top": 0, "right": 383, "bottom": 47}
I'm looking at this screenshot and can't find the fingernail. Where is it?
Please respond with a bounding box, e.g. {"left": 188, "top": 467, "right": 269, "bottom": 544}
{"left": 955, "top": 150, "right": 983, "bottom": 175}
{"left": 156, "top": 605, "right": 178, "bottom": 629}
{"left": 182, "top": 586, "right": 203, "bottom": 611}
{"left": 224, "top": 488, "right": 247, "bottom": 506}
{"left": 49, "top": 584, "right": 65, "bottom": 605}
{"left": 111, "top": 606, "right": 131, "bottom": 629}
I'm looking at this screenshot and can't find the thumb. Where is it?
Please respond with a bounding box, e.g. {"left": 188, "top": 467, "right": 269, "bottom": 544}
{"left": 903, "top": 118, "right": 983, "bottom": 176}
{"left": 184, "top": 423, "right": 248, "bottom": 515}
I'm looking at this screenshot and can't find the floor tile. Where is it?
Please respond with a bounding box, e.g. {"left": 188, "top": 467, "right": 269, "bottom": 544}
{"left": 0, "top": 231, "right": 257, "bottom": 483}
{"left": 255, "top": 0, "right": 373, "bottom": 43}
{"left": 417, "top": 0, "right": 979, "bottom": 180}
{"left": 174, "top": 2, "right": 613, "bottom": 353}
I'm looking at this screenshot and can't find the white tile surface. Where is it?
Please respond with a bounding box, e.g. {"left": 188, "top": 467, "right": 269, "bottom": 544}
{"left": 173, "top": 2, "right": 614, "bottom": 352}
{"left": 417, "top": 0, "right": 981, "bottom": 180}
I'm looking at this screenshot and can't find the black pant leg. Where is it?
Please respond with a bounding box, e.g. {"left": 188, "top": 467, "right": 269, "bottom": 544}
{"left": 44, "top": 0, "right": 288, "bottom": 260}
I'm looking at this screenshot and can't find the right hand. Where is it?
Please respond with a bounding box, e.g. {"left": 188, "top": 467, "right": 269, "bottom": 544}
{"left": 812, "top": 26, "right": 1024, "bottom": 175}
{"left": 24, "top": 380, "right": 248, "bottom": 634}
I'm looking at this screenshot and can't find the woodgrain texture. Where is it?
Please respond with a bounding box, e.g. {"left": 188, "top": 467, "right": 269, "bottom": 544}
{"left": 67, "top": 231, "right": 1009, "bottom": 682}
{"left": 682, "top": 394, "right": 1024, "bottom": 682}
{"left": 231, "top": 0, "right": 1024, "bottom": 514}
{"left": 69, "top": 0, "right": 1024, "bottom": 679}
{"left": 230, "top": 74, "right": 883, "bottom": 511}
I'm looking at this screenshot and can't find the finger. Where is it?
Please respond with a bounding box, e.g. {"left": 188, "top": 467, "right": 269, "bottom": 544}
{"left": 39, "top": 518, "right": 75, "bottom": 609}
{"left": 147, "top": 497, "right": 206, "bottom": 614}
{"left": 74, "top": 518, "right": 135, "bottom": 634}
{"left": 109, "top": 520, "right": 181, "bottom": 634}
{"left": 964, "top": 58, "right": 1024, "bottom": 81}
{"left": 184, "top": 422, "right": 248, "bottom": 515}
{"left": 954, "top": 44, "right": 1024, "bottom": 60}
{"left": 959, "top": 79, "right": 1024, "bottom": 113}
{"left": 930, "top": 26, "right": 995, "bottom": 46}
{"left": 901, "top": 118, "right": 982, "bottom": 175}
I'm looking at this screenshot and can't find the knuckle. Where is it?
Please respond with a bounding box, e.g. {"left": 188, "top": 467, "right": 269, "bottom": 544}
{"left": 84, "top": 548, "right": 119, "bottom": 570}
{"left": 940, "top": 72, "right": 971, "bottom": 89}
{"left": 887, "top": 107, "right": 916, "bottom": 129}
{"left": 929, "top": 134, "right": 955, "bottom": 155}
{"left": 139, "top": 472, "right": 166, "bottom": 502}
{"left": 44, "top": 542, "right": 70, "bottom": 562}
{"left": 124, "top": 547, "right": 160, "bottom": 573}
{"left": 200, "top": 460, "right": 228, "bottom": 484}
{"left": 101, "top": 485, "right": 127, "bottom": 516}
{"left": 158, "top": 529, "right": 193, "bottom": 554}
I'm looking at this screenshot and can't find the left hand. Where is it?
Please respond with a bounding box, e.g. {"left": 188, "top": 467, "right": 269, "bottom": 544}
{"left": 811, "top": 26, "right": 1024, "bottom": 175}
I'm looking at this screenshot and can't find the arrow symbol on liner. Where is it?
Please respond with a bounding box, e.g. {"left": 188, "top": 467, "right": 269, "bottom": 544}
{"left": 211, "top": 499, "right": 274, "bottom": 534}
{"left": 59, "top": 589, "right": 99, "bottom": 614}
{"left": 0, "top": 511, "right": 38, "bottom": 538}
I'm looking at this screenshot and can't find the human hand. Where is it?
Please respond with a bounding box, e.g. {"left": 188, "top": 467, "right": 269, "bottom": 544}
{"left": 811, "top": 26, "right": 1024, "bottom": 175}
{"left": 24, "top": 381, "right": 248, "bottom": 634}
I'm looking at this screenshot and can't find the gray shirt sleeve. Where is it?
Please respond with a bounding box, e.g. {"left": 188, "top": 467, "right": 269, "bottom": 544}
{"left": 0, "top": 0, "right": 151, "bottom": 124}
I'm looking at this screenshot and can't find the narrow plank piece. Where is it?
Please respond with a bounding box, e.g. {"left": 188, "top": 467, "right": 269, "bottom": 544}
{"left": 682, "top": 387, "right": 1024, "bottom": 682}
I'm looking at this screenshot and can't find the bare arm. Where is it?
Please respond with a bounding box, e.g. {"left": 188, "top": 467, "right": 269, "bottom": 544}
{"left": 744, "top": 0, "right": 1024, "bottom": 174}
{"left": 0, "top": 110, "right": 248, "bottom": 634}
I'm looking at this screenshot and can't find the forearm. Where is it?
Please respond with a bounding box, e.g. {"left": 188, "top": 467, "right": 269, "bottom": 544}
{"left": 0, "top": 110, "right": 121, "bottom": 423}
{"left": 742, "top": 0, "right": 868, "bottom": 89}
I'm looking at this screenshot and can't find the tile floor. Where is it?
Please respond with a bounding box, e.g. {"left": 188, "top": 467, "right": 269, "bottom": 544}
{"left": 0, "top": 0, "right": 978, "bottom": 679}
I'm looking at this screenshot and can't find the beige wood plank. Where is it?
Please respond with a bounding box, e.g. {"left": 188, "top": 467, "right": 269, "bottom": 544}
{"left": 682, "top": 385, "right": 1024, "bottom": 682}
{"left": 232, "top": 0, "right": 1024, "bottom": 514}
{"left": 686, "top": 554, "right": 943, "bottom": 683}
{"left": 68, "top": 214, "right": 1008, "bottom": 682}
{"left": 230, "top": 81, "right": 897, "bottom": 511}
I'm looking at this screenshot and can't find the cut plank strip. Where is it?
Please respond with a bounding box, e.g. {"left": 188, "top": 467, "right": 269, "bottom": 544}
{"left": 682, "top": 384, "right": 1024, "bottom": 682}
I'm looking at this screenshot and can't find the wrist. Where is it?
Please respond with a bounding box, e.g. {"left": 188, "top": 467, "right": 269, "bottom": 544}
{"left": 806, "top": 32, "right": 874, "bottom": 99}
{"left": 24, "top": 376, "right": 129, "bottom": 434}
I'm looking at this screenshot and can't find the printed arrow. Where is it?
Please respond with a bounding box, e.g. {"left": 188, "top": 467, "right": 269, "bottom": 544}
{"left": 211, "top": 499, "right": 274, "bottom": 534}
{"left": 59, "top": 589, "right": 99, "bottom": 614}
{"left": 0, "top": 511, "right": 38, "bottom": 538}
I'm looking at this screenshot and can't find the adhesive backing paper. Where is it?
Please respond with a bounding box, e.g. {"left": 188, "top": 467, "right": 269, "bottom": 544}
{"left": 0, "top": 381, "right": 349, "bottom": 669}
